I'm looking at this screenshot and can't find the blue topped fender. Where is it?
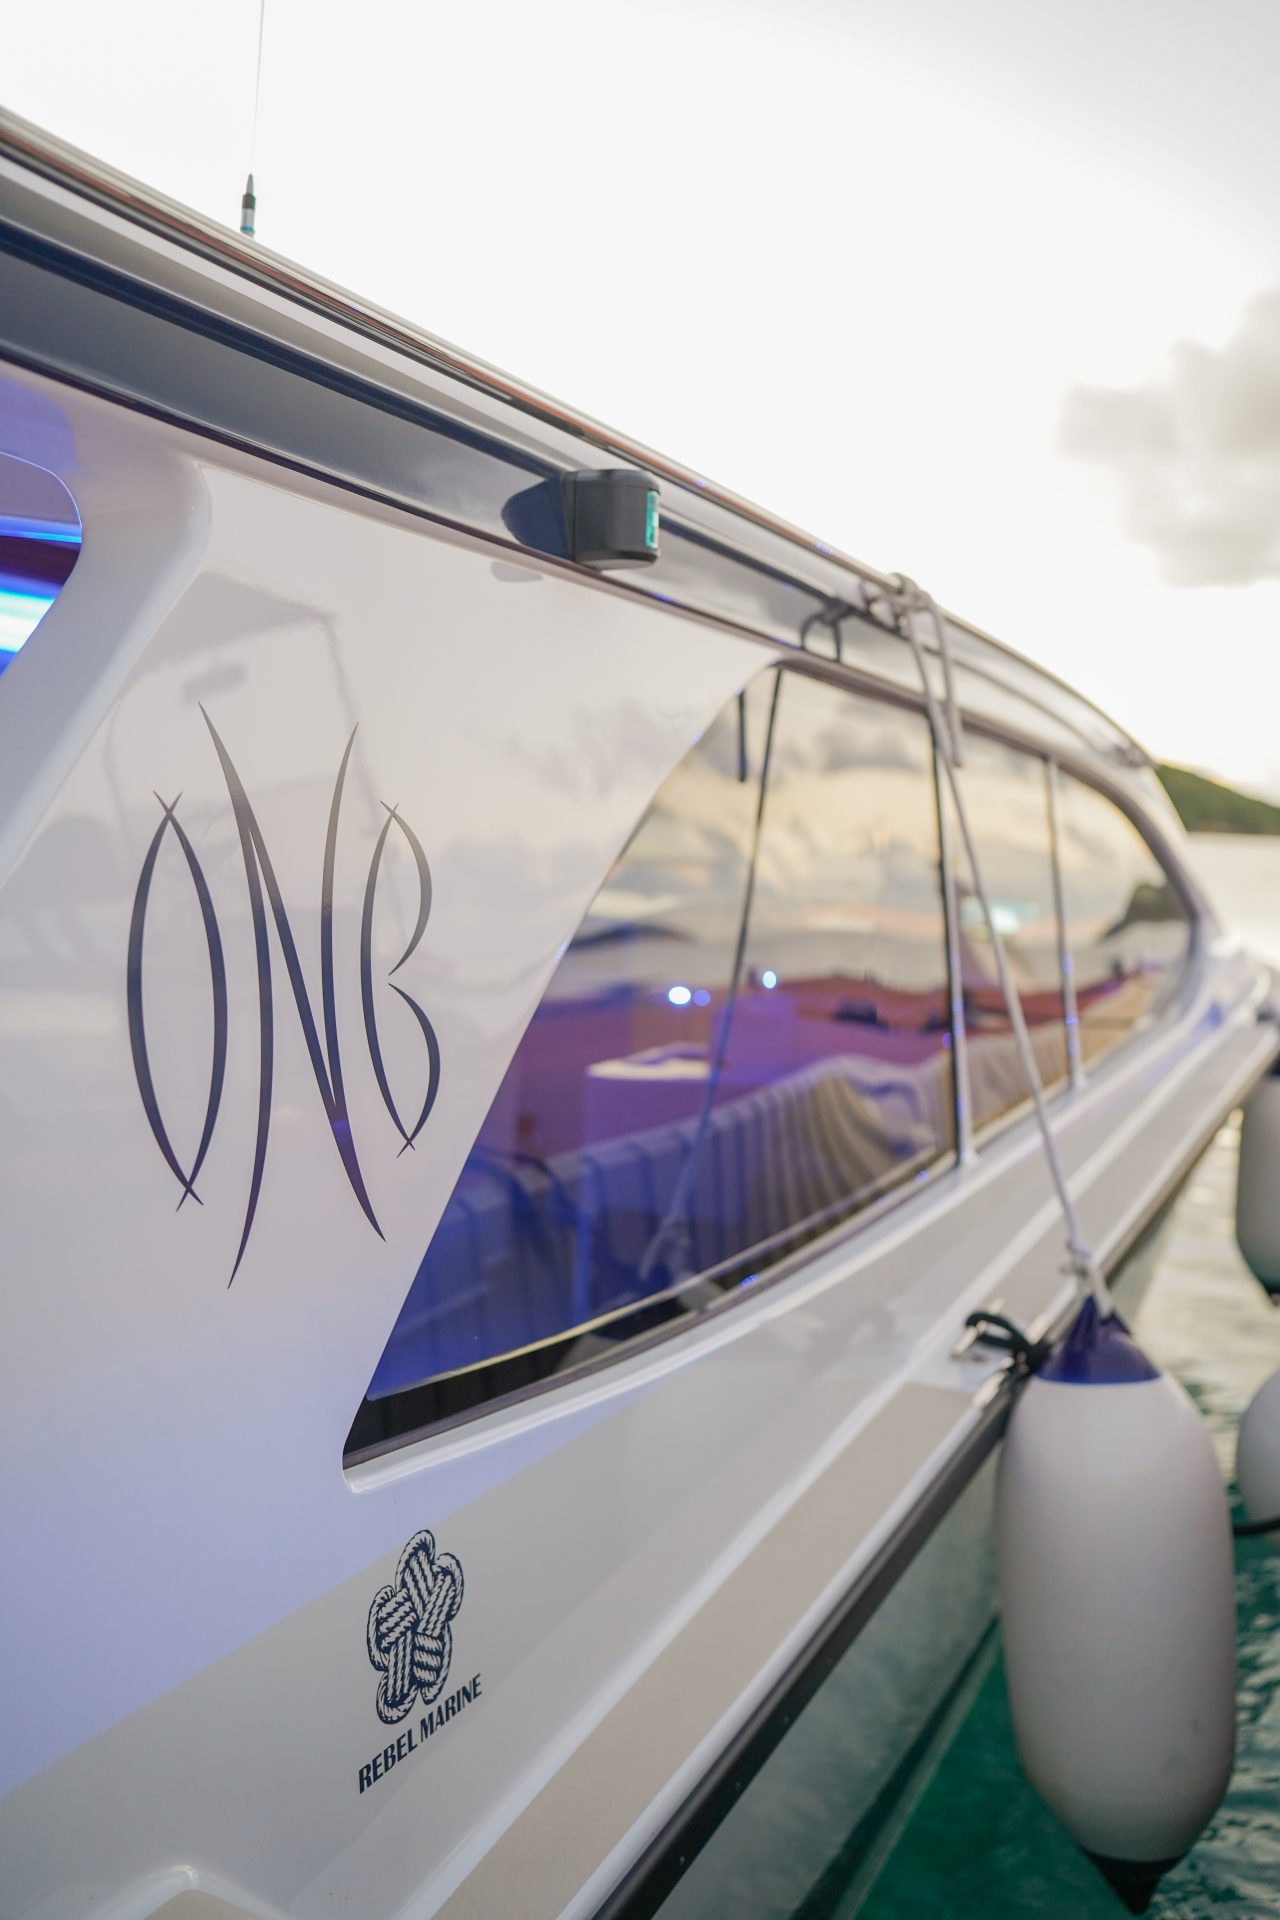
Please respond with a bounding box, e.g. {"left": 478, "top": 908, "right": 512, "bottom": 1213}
{"left": 1038, "top": 1295, "right": 1161, "bottom": 1386}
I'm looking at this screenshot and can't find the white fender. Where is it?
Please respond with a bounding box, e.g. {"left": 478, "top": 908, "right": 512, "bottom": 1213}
{"left": 1236, "top": 1367, "right": 1280, "bottom": 1537}
{"left": 996, "top": 1300, "right": 1237, "bottom": 1914}
{"left": 1236, "top": 1065, "right": 1280, "bottom": 1295}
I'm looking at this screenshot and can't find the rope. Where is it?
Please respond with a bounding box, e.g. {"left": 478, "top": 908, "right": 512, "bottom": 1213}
{"left": 897, "top": 576, "right": 965, "bottom": 769}
{"left": 964, "top": 1308, "right": 1050, "bottom": 1374}
{"left": 1233, "top": 1511, "right": 1280, "bottom": 1538}
{"left": 890, "top": 575, "right": 1109, "bottom": 1314}
{"left": 366, "top": 1530, "right": 465, "bottom": 1724}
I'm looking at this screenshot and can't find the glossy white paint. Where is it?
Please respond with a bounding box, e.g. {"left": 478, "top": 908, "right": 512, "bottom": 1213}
{"left": 0, "top": 369, "right": 765, "bottom": 1786}
{"left": 1236, "top": 1070, "right": 1280, "bottom": 1290}
{"left": 0, "top": 345, "right": 1272, "bottom": 1917}
{"left": 1236, "top": 1367, "right": 1280, "bottom": 1533}
{"left": 997, "top": 1364, "right": 1237, "bottom": 1868}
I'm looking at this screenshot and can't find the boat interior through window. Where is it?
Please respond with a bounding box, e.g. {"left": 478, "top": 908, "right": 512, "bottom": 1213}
{"left": 346, "top": 663, "right": 1194, "bottom": 1460}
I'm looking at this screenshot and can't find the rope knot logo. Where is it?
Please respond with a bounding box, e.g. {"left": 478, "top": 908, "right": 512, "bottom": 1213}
{"left": 367, "top": 1531, "right": 465, "bottom": 1725}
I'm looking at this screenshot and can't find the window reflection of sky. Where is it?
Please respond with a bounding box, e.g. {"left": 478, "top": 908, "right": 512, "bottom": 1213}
{"left": 1056, "top": 771, "right": 1191, "bottom": 1060}
{"left": 946, "top": 736, "right": 1068, "bottom": 1110}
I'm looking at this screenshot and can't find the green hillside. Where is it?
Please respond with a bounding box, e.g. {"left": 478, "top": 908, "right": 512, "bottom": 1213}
{"left": 1157, "top": 762, "right": 1280, "bottom": 835}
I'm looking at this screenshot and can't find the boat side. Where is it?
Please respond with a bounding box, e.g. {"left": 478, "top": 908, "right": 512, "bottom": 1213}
{"left": 0, "top": 121, "right": 1275, "bottom": 1920}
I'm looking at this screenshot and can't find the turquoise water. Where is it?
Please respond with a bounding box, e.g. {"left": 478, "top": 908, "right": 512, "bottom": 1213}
{"left": 859, "top": 1117, "right": 1280, "bottom": 1918}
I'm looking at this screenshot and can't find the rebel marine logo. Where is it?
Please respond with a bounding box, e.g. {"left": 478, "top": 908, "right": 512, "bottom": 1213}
{"left": 127, "top": 710, "right": 440, "bottom": 1282}
{"left": 366, "top": 1529, "right": 465, "bottom": 1724}
{"left": 358, "top": 1529, "right": 479, "bottom": 1795}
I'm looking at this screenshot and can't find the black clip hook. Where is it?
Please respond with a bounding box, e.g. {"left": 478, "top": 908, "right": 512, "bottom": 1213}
{"left": 963, "top": 1309, "right": 1050, "bottom": 1376}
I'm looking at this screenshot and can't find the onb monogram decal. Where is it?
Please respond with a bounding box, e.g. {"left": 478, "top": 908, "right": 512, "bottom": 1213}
{"left": 127, "top": 709, "right": 441, "bottom": 1282}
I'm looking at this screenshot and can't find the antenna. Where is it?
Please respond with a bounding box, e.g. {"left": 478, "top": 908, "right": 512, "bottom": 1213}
{"left": 239, "top": 0, "right": 267, "bottom": 239}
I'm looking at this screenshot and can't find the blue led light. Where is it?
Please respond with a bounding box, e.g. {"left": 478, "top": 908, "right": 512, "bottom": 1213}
{"left": 667, "top": 985, "right": 692, "bottom": 1006}
{"left": 693, "top": 988, "right": 711, "bottom": 1007}
{"left": 761, "top": 969, "right": 778, "bottom": 990}
{"left": 0, "top": 516, "right": 81, "bottom": 545}
{"left": 0, "top": 585, "right": 55, "bottom": 658}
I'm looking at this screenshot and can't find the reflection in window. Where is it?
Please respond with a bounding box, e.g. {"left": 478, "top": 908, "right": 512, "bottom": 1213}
{"left": 731, "top": 674, "right": 954, "bottom": 1242}
{"left": 0, "top": 455, "right": 80, "bottom": 675}
{"left": 1055, "top": 772, "right": 1191, "bottom": 1065}
{"left": 351, "top": 670, "right": 956, "bottom": 1451}
{"left": 947, "top": 737, "right": 1067, "bottom": 1132}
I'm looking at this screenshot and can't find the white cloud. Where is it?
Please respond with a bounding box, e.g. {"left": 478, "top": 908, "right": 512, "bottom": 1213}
{"left": 1063, "top": 292, "right": 1280, "bottom": 586}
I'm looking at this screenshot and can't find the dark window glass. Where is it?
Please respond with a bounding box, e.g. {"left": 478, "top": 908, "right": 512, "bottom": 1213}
{"left": 947, "top": 737, "right": 1067, "bottom": 1133}
{"left": 0, "top": 454, "right": 80, "bottom": 678}
{"left": 349, "top": 670, "right": 955, "bottom": 1453}
{"left": 1055, "top": 771, "right": 1191, "bottom": 1065}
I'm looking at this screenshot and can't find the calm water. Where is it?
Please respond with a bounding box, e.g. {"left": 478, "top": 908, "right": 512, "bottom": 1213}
{"left": 1183, "top": 833, "right": 1280, "bottom": 970}
{"left": 858, "top": 834, "right": 1280, "bottom": 1919}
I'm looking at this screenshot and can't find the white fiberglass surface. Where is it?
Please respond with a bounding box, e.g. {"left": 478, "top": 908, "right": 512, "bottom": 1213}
{"left": 0, "top": 371, "right": 778, "bottom": 1796}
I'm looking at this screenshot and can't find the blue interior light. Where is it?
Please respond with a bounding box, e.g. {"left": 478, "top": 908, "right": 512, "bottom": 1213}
{"left": 0, "top": 517, "right": 81, "bottom": 545}
{"left": 0, "top": 585, "right": 55, "bottom": 661}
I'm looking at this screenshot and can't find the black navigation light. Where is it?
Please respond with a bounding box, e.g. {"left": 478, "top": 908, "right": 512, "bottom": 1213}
{"left": 562, "top": 468, "right": 660, "bottom": 569}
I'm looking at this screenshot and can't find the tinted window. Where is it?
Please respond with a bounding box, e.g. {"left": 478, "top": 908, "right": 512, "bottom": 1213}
{"left": 947, "top": 736, "right": 1067, "bottom": 1133}
{"left": 1055, "top": 771, "right": 1191, "bottom": 1064}
{"left": 0, "top": 454, "right": 80, "bottom": 677}
{"left": 733, "top": 674, "right": 954, "bottom": 1244}
{"left": 349, "top": 670, "right": 955, "bottom": 1453}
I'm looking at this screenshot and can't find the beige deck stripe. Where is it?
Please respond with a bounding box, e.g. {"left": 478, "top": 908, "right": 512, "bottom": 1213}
{"left": 436, "top": 1382, "right": 963, "bottom": 1920}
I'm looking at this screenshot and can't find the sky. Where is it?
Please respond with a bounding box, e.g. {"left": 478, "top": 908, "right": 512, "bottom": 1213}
{"left": 5, "top": 0, "right": 1280, "bottom": 795}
